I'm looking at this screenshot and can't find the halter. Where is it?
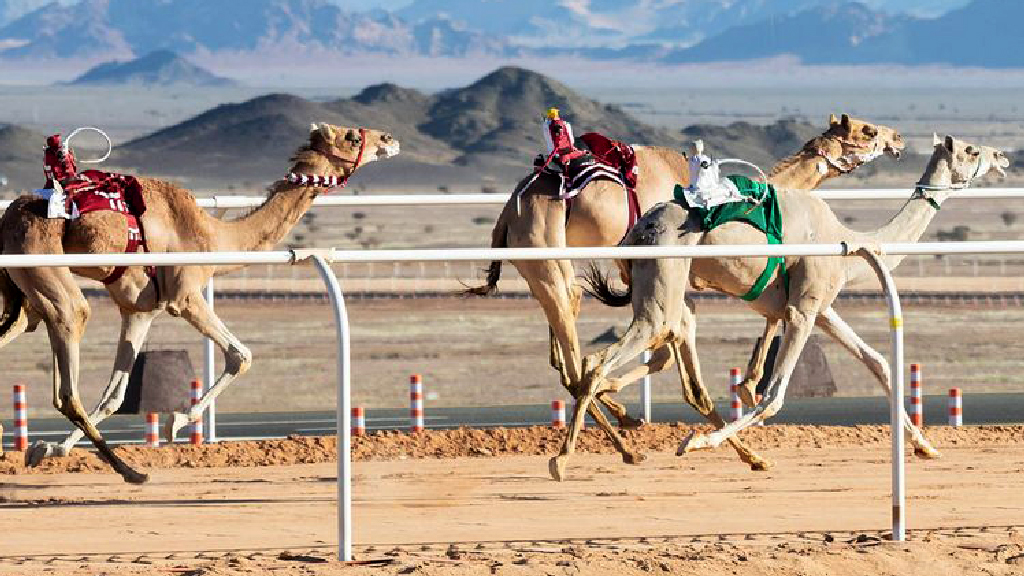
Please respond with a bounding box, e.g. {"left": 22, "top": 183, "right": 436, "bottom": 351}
{"left": 912, "top": 151, "right": 988, "bottom": 211}
{"left": 816, "top": 139, "right": 884, "bottom": 175}
{"left": 285, "top": 128, "right": 367, "bottom": 193}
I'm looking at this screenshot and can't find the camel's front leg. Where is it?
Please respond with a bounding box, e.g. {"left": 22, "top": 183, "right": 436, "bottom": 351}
{"left": 679, "top": 302, "right": 819, "bottom": 455}
{"left": 815, "top": 306, "right": 939, "bottom": 458}
{"left": 738, "top": 319, "right": 782, "bottom": 408}
{"left": 165, "top": 292, "right": 251, "bottom": 442}
{"left": 27, "top": 309, "right": 159, "bottom": 465}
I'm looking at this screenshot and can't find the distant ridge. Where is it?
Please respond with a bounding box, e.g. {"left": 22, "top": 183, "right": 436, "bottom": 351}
{"left": 70, "top": 50, "right": 238, "bottom": 87}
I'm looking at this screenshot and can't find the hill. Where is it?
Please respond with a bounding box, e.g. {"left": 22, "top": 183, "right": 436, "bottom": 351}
{"left": 0, "top": 123, "right": 47, "bottom": 192}
{"left": 112, "top": 66, "right": 684, "bottom": 186}
{"left": 681, "top": 119, "right": 823, "bottom": 171}
{"left": 69, "top": 50, "right": 238, "bottom": 87}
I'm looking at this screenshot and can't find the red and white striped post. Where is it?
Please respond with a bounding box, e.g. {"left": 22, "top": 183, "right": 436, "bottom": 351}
{"left": 352, "top": 407, "right": 366, "bottom": 437}
{"left": 409, "top": 375, "right": 424, "bottom": 432}
{"left": 729, "top": 368, "right": 743, "bottom": 422}
{"left": 190, "top": 379, "right": 203, "bottom": 445}
{"left": 145, "top": 412, "right": 160, "bottom": 447}
{"left": 551, "top": 400, "right": 565, "bottom": 428}
{"left": 909, "top": 364, "right": 923, "bottom": 426}
{"left": 948, "top": 388, "right": 963, "bottom": 427}
{"left": 12, "top": 384, "right": 28, "bottom": 451}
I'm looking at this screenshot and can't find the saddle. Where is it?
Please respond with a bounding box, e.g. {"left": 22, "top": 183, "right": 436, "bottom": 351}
{"left": 39, "top": 133, "right": 153, "bottom": 284}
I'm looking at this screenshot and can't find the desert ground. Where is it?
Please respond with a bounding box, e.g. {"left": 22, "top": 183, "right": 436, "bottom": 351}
{"left": 0, "top": 424, "right": 1022, "bottom": 575}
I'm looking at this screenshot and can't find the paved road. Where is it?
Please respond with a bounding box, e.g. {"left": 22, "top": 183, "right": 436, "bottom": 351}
{"left": 4, "top": 393, "right": 1022, "bottom": 449}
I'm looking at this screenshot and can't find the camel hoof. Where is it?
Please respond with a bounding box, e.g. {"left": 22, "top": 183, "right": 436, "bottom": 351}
{"left": 622, "top": 452, "right": 647, "bottom": 465}
{"left": 164, "top": 412, "right": 190, "bottom": 444}
{"left": 548, "top": 456, "right": 567, "bottom": 482}
{"left": 25, "top": 441, "right": 54, "bottom": 467}
{"left": 122, "top": 470, "right": 150, "bottom": 485}
{"left": 617, "top": 414, "right": 645, "bottom": 430}
{"left": 749, "top": 459, "right": 773, "bottom": 472}
{"left": 676, "top": 431, "right": 712, "bottom": 456}
{"left": 914, "top": 447, "right": 941, "bottom": 460}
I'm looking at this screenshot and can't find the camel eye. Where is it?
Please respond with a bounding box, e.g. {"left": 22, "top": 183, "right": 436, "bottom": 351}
{"left": 862, "top": 126, "right": 878, "bottom": 137}
{"left": 965, "top": 146, "right": 979, "bottom": 157}
{"left": 344, "top": 131, "right": 361, "bottom": 144}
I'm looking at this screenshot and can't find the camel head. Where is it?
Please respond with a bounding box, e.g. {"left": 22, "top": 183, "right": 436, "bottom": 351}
{"left": 305, "top": 122, "right": 400, "bottom": 176}
{"left": 824, "top": 113, "right": 905, "bottom": 164}
{"left": 926, "top": 134, "right": 1009, "bottom": 187}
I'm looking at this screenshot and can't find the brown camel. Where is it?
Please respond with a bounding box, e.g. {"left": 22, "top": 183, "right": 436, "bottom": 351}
{"left": 467, "top": 115, "right": 903, "bottom": 466}
{"left": 549, "top": 135, "right": 1009, "bottom": 481}
{"left": 0, "top": 123, "right": 399, "bottom": 483}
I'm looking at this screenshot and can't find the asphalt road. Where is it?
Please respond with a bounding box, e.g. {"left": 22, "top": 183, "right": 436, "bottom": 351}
{"left": 4, "top": 393, "right": 1022, "bottom": 449}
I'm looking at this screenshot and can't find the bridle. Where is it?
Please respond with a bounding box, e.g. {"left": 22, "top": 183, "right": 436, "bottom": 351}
{"left": 285, "top": 127, "right": 368, "bottom": 193}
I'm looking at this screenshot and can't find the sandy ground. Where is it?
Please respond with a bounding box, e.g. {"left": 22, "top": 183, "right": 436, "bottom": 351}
{"left": 0, "top": 425, "right": 1022, "bottom": 575}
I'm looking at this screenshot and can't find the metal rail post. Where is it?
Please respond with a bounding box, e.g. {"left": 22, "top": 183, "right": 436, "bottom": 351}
{"left": 204, "top": 279, "right": 217, "bottom": 442}
{"left": 641, "top": 351, "right": 652, "bottom": 423}
{"left": 307, "top": 254, "right": 353, "bottom": 562}
{"left": 857, "top": 248, "right": 905, "bottom": 542}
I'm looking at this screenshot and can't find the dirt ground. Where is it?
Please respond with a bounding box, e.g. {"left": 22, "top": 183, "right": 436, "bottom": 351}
{"left": 0, "top": 425, "right": 1022, "bottom": 575}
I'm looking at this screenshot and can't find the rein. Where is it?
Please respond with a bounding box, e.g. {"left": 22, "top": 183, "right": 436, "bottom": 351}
{"left": 285, "top": 128, "right": 367, "bottom": 193}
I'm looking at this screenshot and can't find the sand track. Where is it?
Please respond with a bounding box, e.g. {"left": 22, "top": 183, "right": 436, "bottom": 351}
{"left": 1, "top": 425, "right": 1022, "bottom": 576}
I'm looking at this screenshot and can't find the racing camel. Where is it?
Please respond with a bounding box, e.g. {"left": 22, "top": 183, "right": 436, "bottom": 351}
{"left": 550, "top": 134, "right": 1009, "bottom": 480}
{"left": 468, "top": 114, "right": 903, "bottom": 466}
{"left": 0, "top": 123, "right": 400, "bottom": 483}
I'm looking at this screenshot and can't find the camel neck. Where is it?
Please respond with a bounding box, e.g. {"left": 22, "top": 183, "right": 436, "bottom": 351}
{"left": 223, "top": 180, "right": 319, "bottom": 253}
{"left": 867, "top": 157, "right": 953, "bottom": 269}
{"left": 769, "top": 149, "right": 838, "bottom": 190}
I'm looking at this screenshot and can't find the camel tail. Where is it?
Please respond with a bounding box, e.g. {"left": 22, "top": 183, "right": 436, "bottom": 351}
{"left": 463, "top": 197, "right": 513, "bottom": 297}
{"left": 582, "top": 262, "right": 632, "bottom": 308}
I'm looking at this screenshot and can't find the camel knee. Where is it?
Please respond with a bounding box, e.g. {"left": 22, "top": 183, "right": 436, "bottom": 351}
{"left": 225, "top": 343, "right": 252, "bottom": 375}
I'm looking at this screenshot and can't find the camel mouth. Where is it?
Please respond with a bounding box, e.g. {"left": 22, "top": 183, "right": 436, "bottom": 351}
{"left": 377, "top": 142, "right": 400, "bottom": 160}
{"left": 886, "top": 147, "right": 902, "bottom": 160}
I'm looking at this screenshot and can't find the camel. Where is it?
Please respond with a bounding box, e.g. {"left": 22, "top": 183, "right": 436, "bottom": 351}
{"left": 549, "top": 134, "right": 1009, "bottom": 481}
{"left": 0, "top": 123, "right": 400, "bottom": 483}
{"left": 467, "top": 114, "right": 903, "bottom": 466}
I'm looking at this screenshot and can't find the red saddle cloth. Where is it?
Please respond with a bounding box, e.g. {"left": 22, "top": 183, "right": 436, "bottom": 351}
{"left": 580, "top": 132, "right": 639, "bottom": 190}
{"left": 63, "top": 170, "right": 151, "bottom": 284}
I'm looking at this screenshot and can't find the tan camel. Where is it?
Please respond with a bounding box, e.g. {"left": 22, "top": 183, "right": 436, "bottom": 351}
{"left": 467, "top": 115, "right": 903, "bottom": 467}
{"left": 549, "top": 134, "right": 1009, "bottom": 480}
{"left": 0, "top": 123, "right": 400, "bottom": 483}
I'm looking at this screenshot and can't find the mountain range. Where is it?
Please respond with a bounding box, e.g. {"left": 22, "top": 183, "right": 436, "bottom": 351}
{"left": 70, "top": 50, "right": 238, "bottom": 86}
{"left": 1, "top": 0, "right": 1015, "bottom": 67}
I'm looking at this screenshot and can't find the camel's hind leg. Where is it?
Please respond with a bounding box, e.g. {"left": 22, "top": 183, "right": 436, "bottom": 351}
{"left": 815, "top": 306, "right": 939, "bottom": 458}
{"left": 10, "top": 266, "right": 147, "bottom": 483}
{"left": 28, "top": 308, "right": 161, "bottom": 462}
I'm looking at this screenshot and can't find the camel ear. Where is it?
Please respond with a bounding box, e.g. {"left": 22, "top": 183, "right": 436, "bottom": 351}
{"left": 932, "top": 132, "right": 942, "bottom": 147}
{"left": 829, "top": 113, "right": 839, "bottom": 126}
{"left": 944, "top": 135, "right": 955, "bottom": 153}
{"left": 840, "top": 113, "right": 851, "bottom": 130}
{"left": 310, "top": 123, "right": 318, "bottom": 133}
{"left": 690, "top": 140, "right": 704, "bottom": 156}
{"left": 318, "top": 122, "right": 334, "bottom": 142}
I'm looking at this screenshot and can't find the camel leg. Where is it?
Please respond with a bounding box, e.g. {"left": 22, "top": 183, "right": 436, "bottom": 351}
{"left": 27, "top": 309, "right": 160, "bottom": 464}
{"left": 679, "top": 299, "right": 820, "bottom": 454}
{"left": 668, "top": 308, "right": 773, "bottom": 471}
{"left": 738, "top": 319, "right": 783, "bottom": 407}
{"left": 11, "top": 267, "right": 147, "bottom": 483}
{"left": 164, "top": 292, "right": 252, "bottom": 442}
{"left": 815, "top": 307, "right": 940, "bottom": 458}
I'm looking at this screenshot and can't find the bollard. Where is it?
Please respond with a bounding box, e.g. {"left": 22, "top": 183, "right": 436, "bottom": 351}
{"left": 551, "top": 400, "right": 565, "bottom": 429}
{"left": 948, "top": 388, "right": 963, "bottom": 427}
{"left": 352, "top": 407, "right": 366, "bottom": 437}
{"left": 409, "top": 375, "right": 424, "bottom": 432}
{"left": 145, "top": 412, "right": 160, "bottom": 447}
{"left": 729, "top": 368, "right": 743, "bottom": 422}
{"left": 190, "top": 379, "right": 203, "bottom": 445}
{"left": 909, "top": 364, "right": 923, "bottom": 426}
{"left": 13, "top": 384, "right": 28, "bottom": 451}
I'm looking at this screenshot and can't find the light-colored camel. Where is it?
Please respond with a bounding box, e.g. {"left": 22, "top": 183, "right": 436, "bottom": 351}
{"left": 0, "top": 123, "right": 399, "bottom": 483}
{"left": 467, "top": 115, "right": 903, "bottom": 467}
{"left": 550, "top": 134, "right": 1008, "bottom": 480}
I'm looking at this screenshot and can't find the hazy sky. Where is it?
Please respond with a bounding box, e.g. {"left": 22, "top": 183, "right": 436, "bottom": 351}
{"left": 333, "top": 0, "right": 411, "bottom": 9}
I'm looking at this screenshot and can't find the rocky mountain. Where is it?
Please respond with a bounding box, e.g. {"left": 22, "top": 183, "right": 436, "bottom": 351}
{"left": 664, "top": 0, "right": 1024, "bottom": 67}
{"left": 69, "top": 50, "right": 238, "bottom": 87}
{"left": 0, "top": 0, "right": 515, "bottom": 59}
{"left": 682, "top": 119, "right": 823, "bottom": 172}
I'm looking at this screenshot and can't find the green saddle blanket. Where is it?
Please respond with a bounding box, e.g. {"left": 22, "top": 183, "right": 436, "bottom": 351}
{"left": 673, "top": 175, "right": 788, "bottom": 301}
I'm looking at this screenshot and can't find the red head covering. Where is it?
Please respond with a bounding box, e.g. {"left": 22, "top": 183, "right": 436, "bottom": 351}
{"left": 44, "top": 134, "right": 78, "bottom": 187}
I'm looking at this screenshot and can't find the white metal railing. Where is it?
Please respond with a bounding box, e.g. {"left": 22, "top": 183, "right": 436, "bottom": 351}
{"left": 15, "top": 240, "right": 1024, "bottom": 554}
{"left": 4, "top": 187, "right": 1024, "bottom": 211}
